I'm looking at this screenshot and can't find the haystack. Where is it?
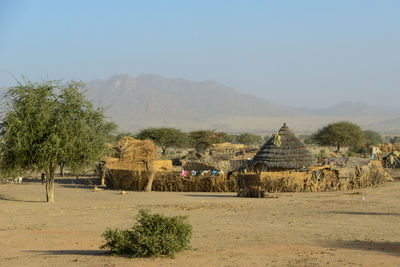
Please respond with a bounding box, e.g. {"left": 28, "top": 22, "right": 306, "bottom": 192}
{"left": 101, "top": 137, "right": 158, "bottom": 190}
{"left": 252, "top": 123, "right": 314, "bottom": 171}
{"left": 108, "top": 136, "right": 157, "bottom": 166}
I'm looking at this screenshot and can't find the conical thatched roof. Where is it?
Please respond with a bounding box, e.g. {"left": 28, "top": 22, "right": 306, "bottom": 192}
{"left": 252, "top": 123, "right": 313, "bottom": 170}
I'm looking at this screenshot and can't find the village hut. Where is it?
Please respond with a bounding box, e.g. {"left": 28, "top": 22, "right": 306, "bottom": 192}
{"left": 252, "top": 123, "right": 314, "bottom": 171}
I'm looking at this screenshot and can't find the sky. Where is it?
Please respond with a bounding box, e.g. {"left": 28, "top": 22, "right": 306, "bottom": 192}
{"left": 0, "top": 0, "right": 399, "bottom": 108}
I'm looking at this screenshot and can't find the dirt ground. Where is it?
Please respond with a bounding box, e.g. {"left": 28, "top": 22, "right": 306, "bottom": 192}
{"left": 1, "top": 178, "right": 399, "bottom": 267}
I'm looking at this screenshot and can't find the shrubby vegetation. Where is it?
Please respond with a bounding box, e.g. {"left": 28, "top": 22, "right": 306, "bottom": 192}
{"left": 101, "top": 209, "right": 192, "bottom": 258}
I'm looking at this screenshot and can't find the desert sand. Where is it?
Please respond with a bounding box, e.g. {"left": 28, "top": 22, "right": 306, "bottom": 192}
{"left": 1, "top": 178, "right": 399, "bottom": 267}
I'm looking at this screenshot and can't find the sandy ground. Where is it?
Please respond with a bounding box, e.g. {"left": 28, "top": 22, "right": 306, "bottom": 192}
{"left": 1, "top": 178, "right": 399, "bottom": 267}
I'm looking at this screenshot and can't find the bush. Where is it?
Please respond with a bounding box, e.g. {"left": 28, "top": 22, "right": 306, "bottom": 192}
{"left": 101, "top": 209, "right": 192, "bottom": 258}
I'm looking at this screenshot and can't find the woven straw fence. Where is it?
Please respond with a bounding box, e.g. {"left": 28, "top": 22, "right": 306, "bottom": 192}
{"left": 237, "top": 161, "right": 391, "bottom": 197}
{"left": 105, "top": 169, "right": 236, "bottom": 192}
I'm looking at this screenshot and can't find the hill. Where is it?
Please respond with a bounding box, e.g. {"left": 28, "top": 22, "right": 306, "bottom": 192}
{"left": 86, "top": 74, "right": 400, "bottom": 134}
{"left": 1, "top": 75, "right": 399, "bottom": 134}
{"left": 87, "top": 74, "right": 283, "bottom": 131}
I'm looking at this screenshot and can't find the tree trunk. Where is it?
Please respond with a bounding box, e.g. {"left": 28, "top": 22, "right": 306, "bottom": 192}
{"left": 60, "top": 162, "right": 65, "bottom": 177}
{"left": 100, "top": 168, "right": 106, "bottom": 186}
{"left": 144, "top": 163, "right": 156, "bottom": 192}
{"left": 45, "top": 166, "right": 56, "bottom": 203}
{"left": 336, "top": 144, "right": 341, "bottom": 153}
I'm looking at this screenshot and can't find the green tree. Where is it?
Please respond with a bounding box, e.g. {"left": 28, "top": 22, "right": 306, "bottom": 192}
{"left": 103, "top": 121, "right": 119, "bottom": 143}
{"left": 213, "top": 132, "right": 234, "bottom": 143}
{"left": 299, "top": 134, "right": 316, "bottom": 145}
{"left": 236, "top": 133, "right": 262, "bottom": 146}
{"left": 313, "top": 121, "right": 365, "bottom": 152}
{"left": 136, "top": 127, "right": 187, "bottom": 156}
{"left": 188, "top": 130, "right": 215, "bottom": 153}
{"left": 363, "top": 130, "right": 383, "bottom": 146}
{"left": 0, "top": 79, "right": 110, "bottom": 202}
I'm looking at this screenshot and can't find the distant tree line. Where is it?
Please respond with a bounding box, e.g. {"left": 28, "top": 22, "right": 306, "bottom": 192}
{"left": 116, "top": 128, "right": 264, "bottom": 155}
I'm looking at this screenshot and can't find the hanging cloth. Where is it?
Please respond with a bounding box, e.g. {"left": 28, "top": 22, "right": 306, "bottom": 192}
{"left": 272, "top": 132, "right": 281, "bottom": 147}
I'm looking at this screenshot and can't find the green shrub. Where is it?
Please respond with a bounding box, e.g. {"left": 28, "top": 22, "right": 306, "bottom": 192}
{"left": 101, "top": 209, "right": 192, "bottom": 258}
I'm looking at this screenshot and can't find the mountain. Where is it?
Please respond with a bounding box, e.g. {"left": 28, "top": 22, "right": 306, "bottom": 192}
{"left": 1, "top": 74, "right": 399, "bottom": 134}
{"left": 366, "top": 117, "right": 400, "bottom": 134}
{"left": 86, "top": 74, "right": 283, "bottom": 131}
{"left": 309, "top": 101, "right": 396, "bottom": 117}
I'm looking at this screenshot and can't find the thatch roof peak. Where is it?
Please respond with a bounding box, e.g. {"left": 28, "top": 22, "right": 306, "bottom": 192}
{"left": 252, "top": 123, "right": 313, "bottom": 170}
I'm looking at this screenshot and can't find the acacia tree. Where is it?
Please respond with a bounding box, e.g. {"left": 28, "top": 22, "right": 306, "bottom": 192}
{"left": 189, "top": 130, "right": 215, "bottom": 153}
{"left": 236, "top": 133, "right": 262, "bottom": 146}
{"left": 363, "top": 130, "right": 383, "bottom": 146}
{"left": 313, "top": 121, "right": 365, "bottom": 152}
{"left": 0, "top": 79, "right": 110, "bottom": 202}
{"left": 136, "top": 127, "right": 187, "bottom": 156}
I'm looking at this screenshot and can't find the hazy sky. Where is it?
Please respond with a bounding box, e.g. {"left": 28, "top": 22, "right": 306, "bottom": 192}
{"left": 1, "top": 0, "right": 399, "bottom": 108}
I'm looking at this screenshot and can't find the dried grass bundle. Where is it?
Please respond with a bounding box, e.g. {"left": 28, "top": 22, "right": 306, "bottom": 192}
{"left": 108, "top": 136, "right": 157, "bottom": 163}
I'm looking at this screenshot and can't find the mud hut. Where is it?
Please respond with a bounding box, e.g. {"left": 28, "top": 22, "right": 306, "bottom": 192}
{"left": 252, "top": 123, "right": 314, "bottom": 171}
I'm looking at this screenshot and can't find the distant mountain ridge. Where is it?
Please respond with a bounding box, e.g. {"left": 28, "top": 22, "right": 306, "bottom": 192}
{"left": 87, "top": 74, "right": 283, "bottom": 129}
{"left": 1, "top": 74, "right": 399, "bottom": 133}
{"left": 85, "top": 74, "right": 399, "bottom": 133}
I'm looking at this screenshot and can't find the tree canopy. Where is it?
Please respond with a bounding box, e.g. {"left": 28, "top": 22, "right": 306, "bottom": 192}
{"left": 312, "top": 121, "right": 365, "bottom": 152}
{"left": 235, "top": 133, "right": 262, "bottom": 146}
{"left": 188, "top": 130, "right": 215, "bottom": 153}
{"left": 136, "top": 127, "right": 187, "bottom": 156}
{"left": 363, "top": 130, "right": 383, "bottom": 146}
{"left": 0, "top": 79, "right": 111, "bottom": 202}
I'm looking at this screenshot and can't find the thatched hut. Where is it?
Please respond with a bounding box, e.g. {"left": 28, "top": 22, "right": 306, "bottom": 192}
{"left": 252, "top": 123, "right": 314, "bottom": 171}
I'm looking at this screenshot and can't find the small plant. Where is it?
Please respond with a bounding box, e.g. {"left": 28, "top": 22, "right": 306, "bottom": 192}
{"left": 101, "top": 209, "right": 192, "bottom": 258}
